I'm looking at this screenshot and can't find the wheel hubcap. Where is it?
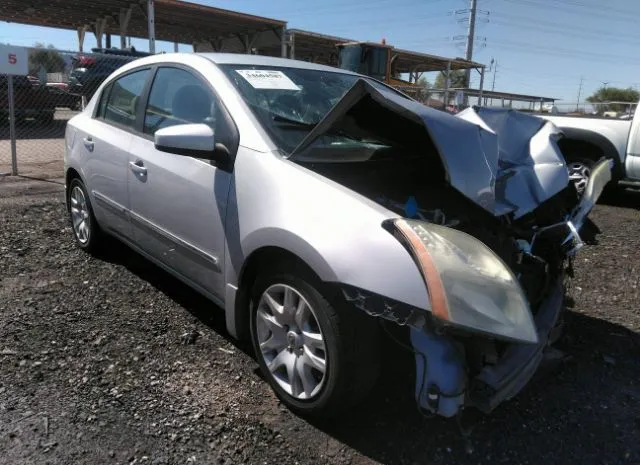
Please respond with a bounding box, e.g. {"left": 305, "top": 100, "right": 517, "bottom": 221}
{"left": 568, "top": 161, "right": 591, "bottom": 195}
{"left": 70, "top": 186, "right": 90, "bottom": 244}
{"left": 255, "top": 284, "right": 327, "bottom": 400}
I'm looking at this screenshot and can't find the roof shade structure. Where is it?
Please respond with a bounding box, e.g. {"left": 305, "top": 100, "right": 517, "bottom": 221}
{"left": 0, "top": 0, "right": 287, "bottom": 53}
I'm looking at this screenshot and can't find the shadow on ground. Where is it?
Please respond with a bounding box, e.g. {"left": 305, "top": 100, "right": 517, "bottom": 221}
{"left": 600, "top": 186, "right": 640, "bottom": 210}
{"left": 98, "top": 235, "right": 640, "bottom": 465}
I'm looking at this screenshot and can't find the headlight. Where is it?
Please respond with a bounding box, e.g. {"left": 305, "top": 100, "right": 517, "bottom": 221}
{"left": 386, "top": 219, "right": 538, "bottom": 344}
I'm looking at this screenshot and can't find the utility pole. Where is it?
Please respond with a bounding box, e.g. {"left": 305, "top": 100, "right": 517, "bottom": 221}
{"left": 464, "top": 0, "right": 478, "bottom": 89}
{"left": 601, "top": 81, "right": 610, "bottom": 89}
{"left": 576, "top": 76, "right": 584, "bottom": 112}
{"left": 491, "top": 59, "right": 498, "bottom": 92}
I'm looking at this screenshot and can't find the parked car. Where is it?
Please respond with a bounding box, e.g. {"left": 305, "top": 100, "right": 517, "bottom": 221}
{"left": 45, "top": 82, "right": 82, "bottom": 110}
{"left": 540, "top": 105, "right": 640, "bottom": 193}
{"left": 64, "top": 53, "right": 609, "bottom": 419}
{"left": 68, "top": 47, "right": 150, "bottom": 99}
{"left": 0, "top": 75, "right": 57, "bottom": 124}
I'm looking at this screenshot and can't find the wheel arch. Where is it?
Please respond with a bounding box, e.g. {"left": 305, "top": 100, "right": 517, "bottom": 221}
{"left": 558, "top": 128, "right": 623, "bottom": 180}
{"left": 231, "top": 245, "right": 331, "bottom": 342}
{"left": 65, "top": 166, "right": 84, "bottom": 210}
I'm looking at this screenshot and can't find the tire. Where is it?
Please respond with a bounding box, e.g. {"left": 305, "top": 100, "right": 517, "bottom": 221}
{"left": 249, "top": 262, "right": 379, "bottom": 418}
{"left": 67, "top": 177, "right": 104, "bottom": 254}
{"left": 566, "top": 156, "right": 595, "bottom": 196}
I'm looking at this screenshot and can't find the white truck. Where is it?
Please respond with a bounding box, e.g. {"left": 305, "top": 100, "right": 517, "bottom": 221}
{"left": 540, "top": 111, "right": 640, "bottom": 193}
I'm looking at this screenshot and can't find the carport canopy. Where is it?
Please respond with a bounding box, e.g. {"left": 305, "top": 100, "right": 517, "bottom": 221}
{"left": 259, "top": 29, "right": 485, "bottom": 76}
{"left": 0, "top": 0, "right": 287, "bottom": 54}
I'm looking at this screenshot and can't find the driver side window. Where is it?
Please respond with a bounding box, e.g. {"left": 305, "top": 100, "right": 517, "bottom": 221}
{"left": 144, "top": 67, "right": 217, "bottom": 135}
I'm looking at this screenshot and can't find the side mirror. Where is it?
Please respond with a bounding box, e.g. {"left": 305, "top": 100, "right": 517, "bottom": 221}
{"left": 154, "top": 123, "right": 218, "bottom": 160}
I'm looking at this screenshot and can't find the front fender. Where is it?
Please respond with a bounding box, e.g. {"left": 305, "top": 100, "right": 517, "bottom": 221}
{"left": 228, "top": 147, "right": 430, "bottom": 311}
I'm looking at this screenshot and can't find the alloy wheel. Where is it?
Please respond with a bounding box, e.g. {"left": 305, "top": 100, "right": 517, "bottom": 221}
{"left": 255, "top": 284, "right": 327, "bottom": 400}
{"left": 70, "top": 186, "right": 91, "bottom": 244}
{"left": 568, "top": 161, "right": 591, "bottom": 195}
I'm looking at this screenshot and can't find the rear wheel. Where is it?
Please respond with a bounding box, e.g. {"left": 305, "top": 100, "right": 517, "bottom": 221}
{"left": 249, "top": 262, "right": 379, "bottom": 417}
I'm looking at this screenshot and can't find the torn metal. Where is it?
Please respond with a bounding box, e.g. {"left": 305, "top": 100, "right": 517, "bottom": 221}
{"left": 292, "top": 79, "right": 611, "bottom": 418}
{"left": 290, "top": 79, "right": 571, "bottom": 219}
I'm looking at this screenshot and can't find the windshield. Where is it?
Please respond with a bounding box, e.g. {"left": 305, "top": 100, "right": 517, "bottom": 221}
{"left": 218, "top": 64, "right": 390, "bottom": 154}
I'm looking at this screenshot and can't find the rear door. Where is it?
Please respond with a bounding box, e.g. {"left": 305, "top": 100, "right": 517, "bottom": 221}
{"left": 76, "top": 67, "right": 151, "bottom": 238}
{"left": 127, "top": 65, "right": 234, "bottom": 299}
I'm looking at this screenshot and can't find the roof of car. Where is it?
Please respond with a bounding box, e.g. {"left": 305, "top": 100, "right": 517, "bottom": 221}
{"left": 127, "top": 52, "right": 358, "bottom": 75}
{"left": 199, "top": 53, "right": 356, "bottom": 74}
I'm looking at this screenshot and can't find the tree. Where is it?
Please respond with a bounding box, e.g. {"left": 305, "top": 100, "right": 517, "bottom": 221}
{"left": 28, "top": 43, "right": 66, "bottom": 75}
{"left": 415, "top": 75, "right": 431, "bottom": 101}
{"left": 586, "top": 86, "right": 639, "bottom": 113}
{"left": 434, "top": 70, "right": 466, "bottom": 89}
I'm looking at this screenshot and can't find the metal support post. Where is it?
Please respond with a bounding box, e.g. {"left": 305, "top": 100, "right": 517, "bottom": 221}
{"left": 105, "top": 33, "right": 111, "bottom": 48}
{"left": 119, "top": 7, "right": 133, "bottom": 49}
{"left": 147, "top": 0, "right": 156, "bottom": 54}
{"left": 77, "top": 25, "right": 87, "bottom": 52}
{"left": 94, "top": 18, "right": 107, "bottom": 49}
{"left": 477, "top": 67, "right": 485, "bottom": 106}
{"left": 290, "top": 31, "right": 295, "bottom": 60}
{"left": 443, "top": 61, "right": 451, "bottom": 108}
{"left": 7, "top": 76, "right": 18, "bottom": 175}
{"left": 281, "top": 25, "right": 287, "bottom": 58}
{"left": 174, "top": 42, "right": 179, "bottom": 53}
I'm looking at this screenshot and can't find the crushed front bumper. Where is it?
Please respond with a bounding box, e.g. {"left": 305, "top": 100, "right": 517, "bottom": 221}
{"left": 468, "top": 274, "right": 564, "bottom": 412}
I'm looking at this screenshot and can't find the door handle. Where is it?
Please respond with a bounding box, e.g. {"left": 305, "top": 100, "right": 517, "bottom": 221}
{"left": 129, "top": 160, "right": 148, "bottom": 176}
{"left": 82, "top": 136, "right": 94, "bottom": 151}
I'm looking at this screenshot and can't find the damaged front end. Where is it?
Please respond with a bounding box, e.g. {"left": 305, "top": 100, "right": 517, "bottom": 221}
{"left": 291, "top": 79, "right": 611, "bottom": 418}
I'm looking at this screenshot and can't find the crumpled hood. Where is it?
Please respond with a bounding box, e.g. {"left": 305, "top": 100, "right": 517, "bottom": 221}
{"left": 289, "top": 79, "right": 569, "bottom": 218}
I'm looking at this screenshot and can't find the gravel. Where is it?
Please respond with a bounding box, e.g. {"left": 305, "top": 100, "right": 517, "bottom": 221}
{"left": 1, "top": 178, "right": 639, "bottom": 465}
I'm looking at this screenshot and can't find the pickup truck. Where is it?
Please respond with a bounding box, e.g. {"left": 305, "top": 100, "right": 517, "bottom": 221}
{"left": 540, "top": 110, "right": 640, "bottom": 193}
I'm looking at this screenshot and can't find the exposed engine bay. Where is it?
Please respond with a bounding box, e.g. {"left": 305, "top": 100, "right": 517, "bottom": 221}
{"left": 290, "top": 81, "right": 612, "bottom": 419}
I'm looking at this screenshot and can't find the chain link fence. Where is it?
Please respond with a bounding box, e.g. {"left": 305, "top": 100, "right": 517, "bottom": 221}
{"left": 1, "top": 45, "right": 146, "bottom": 179}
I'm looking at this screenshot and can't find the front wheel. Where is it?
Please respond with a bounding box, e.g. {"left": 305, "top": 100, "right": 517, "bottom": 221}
{"left": 67, "top": 178, "right": 104, "bottom": 254}
{"left": 249, "top": 264, "right": 379, "bottom": 417}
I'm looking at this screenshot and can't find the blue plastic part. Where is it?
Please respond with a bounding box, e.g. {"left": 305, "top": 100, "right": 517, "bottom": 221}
{"left": 409, "top": 327, "right": 466, "bottom": 418}
{"left": 404, "top": 196, "right": 419, "bottom": 218}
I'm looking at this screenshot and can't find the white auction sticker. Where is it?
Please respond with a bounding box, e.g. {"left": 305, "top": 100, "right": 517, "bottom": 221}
{"left": 235, "top": 69, "right": 300, "bottom": 90}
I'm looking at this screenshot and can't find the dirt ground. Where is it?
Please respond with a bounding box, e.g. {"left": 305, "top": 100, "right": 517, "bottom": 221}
{"left": 1, "top": 176, "right": 639, "bottom": 465}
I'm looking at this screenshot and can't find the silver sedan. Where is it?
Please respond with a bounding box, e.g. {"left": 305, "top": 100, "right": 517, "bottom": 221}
{"left": 64, "top": 52, "right": 610, "bottom": 419}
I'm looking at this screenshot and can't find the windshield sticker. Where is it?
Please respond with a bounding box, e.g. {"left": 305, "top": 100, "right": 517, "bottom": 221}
{"left": 235, "top": 70, "right": 300, "bottom": 90}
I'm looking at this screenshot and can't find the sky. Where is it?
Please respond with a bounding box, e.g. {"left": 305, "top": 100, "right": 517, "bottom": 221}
{"left": 2, "top": 0, "right": 640, "bottom": 105}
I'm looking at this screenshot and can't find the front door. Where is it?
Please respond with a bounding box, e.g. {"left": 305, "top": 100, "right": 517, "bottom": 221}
{"left": 79, "top": 68, "right": 151, "bottom": 238}
{"left": 127, "top": 66, "right": 232, "bottom": 299}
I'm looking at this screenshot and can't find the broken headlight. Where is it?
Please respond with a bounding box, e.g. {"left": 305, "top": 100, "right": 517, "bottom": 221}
{"left": 386, "top": 219, "right": 538, "bottom": 344}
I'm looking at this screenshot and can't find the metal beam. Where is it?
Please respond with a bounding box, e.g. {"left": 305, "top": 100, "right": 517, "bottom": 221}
{"left": 147, "top": 0, "right": 156, "bottom": 53}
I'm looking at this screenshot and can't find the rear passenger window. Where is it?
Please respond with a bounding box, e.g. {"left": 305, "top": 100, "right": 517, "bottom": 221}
{"left": 103, "top": 69, "right": 149, "bottom": 128}
{"left": 144, "top": 67, "right": 216, "bottom": 135}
